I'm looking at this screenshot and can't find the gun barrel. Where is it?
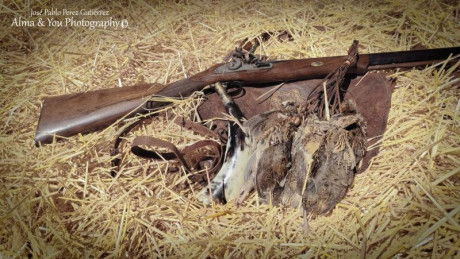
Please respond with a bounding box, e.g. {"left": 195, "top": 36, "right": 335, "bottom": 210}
{"left": 367, "top": 47, "right": 460, "bottom": 69}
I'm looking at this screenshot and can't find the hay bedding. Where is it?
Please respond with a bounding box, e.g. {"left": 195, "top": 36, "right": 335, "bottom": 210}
{"left": 1, "top": 0, "right": 459, "bottom": 257}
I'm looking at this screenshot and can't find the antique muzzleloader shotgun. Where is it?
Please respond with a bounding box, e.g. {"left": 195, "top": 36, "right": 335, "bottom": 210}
{"left": 35, "top": 46, "right": 460, "bottom": 146}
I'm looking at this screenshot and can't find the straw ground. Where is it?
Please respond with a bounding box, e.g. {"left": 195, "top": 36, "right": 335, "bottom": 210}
{"left": 1, "top": 0, "right": 459, "bottom": 258}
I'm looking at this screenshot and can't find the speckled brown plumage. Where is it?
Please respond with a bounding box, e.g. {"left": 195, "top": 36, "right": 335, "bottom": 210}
{"left": 238, "top": 100, "right": 367, "bottom": 232}
{"left": 235, "top": 102, "right": 299, "bottom": 205}
{"left": 294, "top": 104, "right": 366, "bottom": 217}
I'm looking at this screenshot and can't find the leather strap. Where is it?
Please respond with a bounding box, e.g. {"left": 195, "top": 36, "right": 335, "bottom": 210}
{"left": 131, "top": 136, "right": 190, "bottom": 170}
{"left": 305, "top": 40, "right": 359, "bottom": 118}
{"left": 110, "top": 119, "right": 144, "bottom": 176}
{"left": 111, "top": 115, "right": 223, "bottom": 183}
{"left": 131, "top": 136, "right": 222, "bottom": 182}
{"left": 173, "top": 116, "right": 222, "bottom": 141}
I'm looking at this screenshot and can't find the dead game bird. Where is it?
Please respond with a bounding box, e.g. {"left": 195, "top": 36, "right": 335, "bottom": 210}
{"left": 235, "top": 101, "right": 300, "bottom": 205}
{"left": 199, "top": 41, "right": 368, "bottom": 234}
{"left": 236, "top": 100, "right": 367, "bottom": 231}
{"left": 197, "top": 100, "right": 300, "bottom": 204}
{"left": 277, "top": 100, "right": 367, "bottom": 232}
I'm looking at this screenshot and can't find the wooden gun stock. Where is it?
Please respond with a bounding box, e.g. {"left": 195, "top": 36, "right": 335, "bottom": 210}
{"left": 35, "top": 83, "right": 164, "bottom": 146}
{"left": 35, "top": 46, "right": 459, "bottom": 146}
